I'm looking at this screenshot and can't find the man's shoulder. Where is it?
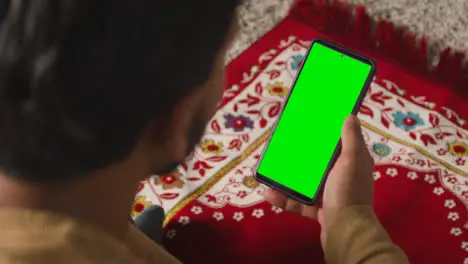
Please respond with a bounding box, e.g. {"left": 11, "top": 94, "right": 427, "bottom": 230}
{"left": 0, "top": 208, "right": 143, "bottom": 264}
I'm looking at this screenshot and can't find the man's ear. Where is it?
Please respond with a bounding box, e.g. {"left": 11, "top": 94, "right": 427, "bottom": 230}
{"left": 158, "top": 94, "right": 195, "bottom": 163}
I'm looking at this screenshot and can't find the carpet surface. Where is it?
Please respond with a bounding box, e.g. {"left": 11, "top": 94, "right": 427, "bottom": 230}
{"left": 229, "top": 0, "right": 468, "bottom": 64}
{"left": 134, "top": 1, "right": 468, "bottom": 263}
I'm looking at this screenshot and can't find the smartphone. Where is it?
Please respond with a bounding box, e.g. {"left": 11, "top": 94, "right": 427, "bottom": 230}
{"left": 255, "top": 38, "right": 376, "bottom": 205}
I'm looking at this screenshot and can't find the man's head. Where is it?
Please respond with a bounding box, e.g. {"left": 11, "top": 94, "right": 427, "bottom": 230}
{"left": 0, "top": 0, "right": 240, "bottom": 182}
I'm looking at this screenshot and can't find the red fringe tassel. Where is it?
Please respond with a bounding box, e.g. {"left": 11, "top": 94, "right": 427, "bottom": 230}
{"left": 291, "top": 0, "right": 468, "bottom": 93}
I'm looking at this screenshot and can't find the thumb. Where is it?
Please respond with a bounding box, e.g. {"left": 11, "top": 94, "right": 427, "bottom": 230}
{"left": 341, "top": 115, "right": 365, "bottom": 155}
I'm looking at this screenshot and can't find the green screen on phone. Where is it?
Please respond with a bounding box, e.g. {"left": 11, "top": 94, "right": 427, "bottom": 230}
{"left": 257, "top": 42, "right": 372, "bottom": 199}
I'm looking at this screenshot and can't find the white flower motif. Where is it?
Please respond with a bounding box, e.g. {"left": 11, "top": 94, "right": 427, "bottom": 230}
{"left": 433, "top": 187, "right": 444, "bottom": 196}
{"left": 451, "top": 227, "right": 463, "bottom": 236}
{"left": 461, "top": 241, "right": 468, "bottom": 251}
{"left": 271, "top": 205, "right": 283, "bottom": 214}
{"left": 445, "top": 199, "right": 456, "bottom": 209}
{"left": 178, "top": 216, "right": 190, "bottom": 226}
{"left": 213, "top": 212, "right": 224, "bottom": 221}
{"left": 407, "top": 171, "right": 418, "bottom": 180}
{"left": 252, "top": 209, "right": 264, "bottom": 219}
{"left": 448, "top": 212, "right": 460, "bottom": 221}
{"left": 386, "top": 168, "right": 398, "bottom": 177}
{"left": 424, "top": 174, "right": 436, "bottom": 184}
{"left": 165, "top": 229, "right": 177, "bottom": 239}
{"left": 191, "top": 206, "right": 203, "bottom": 215}
{"left": 373, "top": 172, "right": 381, "bottom": 180}
{"left": 463, "top": 257, "right": 468, "bottom": 264}
{"left": 427, "top": 102, "right": 436, "bottom": 109}
{"left": 233, "top": 212, "right": 244, "bottom": 222}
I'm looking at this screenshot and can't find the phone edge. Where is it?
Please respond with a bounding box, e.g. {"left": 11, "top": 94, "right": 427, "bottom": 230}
{"left": 254, "top": 38, "right": 377, "bottom": 205}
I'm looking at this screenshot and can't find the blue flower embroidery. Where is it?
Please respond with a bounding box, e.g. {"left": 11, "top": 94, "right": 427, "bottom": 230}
{"left": 224, "top": 114, "right": 254, "bottom": 132}
{"left": 291, "top": 55, "right": 304, "bottom": 71}
{"left": 392, "top": 111, "right": 424, "bottom": 131}
{"left": 372, "top": 143, "right": 392, "bottom": 157}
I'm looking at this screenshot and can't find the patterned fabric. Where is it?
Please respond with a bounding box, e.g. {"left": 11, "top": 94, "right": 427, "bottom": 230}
{"left": 132, "top": 6, "right": 468, "bottom": 264}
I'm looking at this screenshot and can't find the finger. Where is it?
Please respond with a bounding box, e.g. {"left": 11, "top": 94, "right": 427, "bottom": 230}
{"left": 317, "top": 209, "right": 324, "bottom": 226}
{"left": 300, "top": 205, "right": 319, "bottom": 220}
{"left": 285, "top": 199, "right": 302, "bottom": 214}
{"left": 263, "top": 187, "right": 287, "bottom": 208}
{"left": 341, "top": 115, "right": 365, "bottom": 155}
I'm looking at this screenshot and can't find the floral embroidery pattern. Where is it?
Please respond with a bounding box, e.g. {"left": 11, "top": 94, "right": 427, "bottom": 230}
{"left": 437, "top": 148, "right": 448, "bottom": 156}
{"left": 448, "top": 212, "right": 459, "bottom": 221}
{"left": 131, "top": 196, "right": 152, "bottom": 217}
{"left": 372, "top": 143, "right": 392, "bottom": 157}
{"left": 448, "top": 141, "right": 468, "bottom": 157}
{"left": 392, "top": 111, "right": 425, "bottom": 131}
{"left": 386, "top": 167, "right": 398, "bottom": 177}
{"left": 291, "top": 55, "right": 304, "bottom": 71}
{"left": 456, "top": 158, "right": 466, "bottom": 166}
{"left": 178, "top": 216, "right": 190, "bottom": 226}
{"left": 242, "top": 176, "right": 259, "bottom": 189}
{"left": 224, "top": 114, "right": 254, "bottom": 132}
{"left": 373, "top": 172, "right": 382, "bottom": 180}
{"left": 200, "top": 140, "right": 224, "bottom": 154}
{"left": 233, "top": 212, "right": 244, "bottom": 222}
{"left": 252, "top": 209, "right": 264, "bottom": 219}
{"left": 271, "top": 206, "right": 283, "bottom": 214}
{"left": 165, "top": 229, "right": 176, "bottom": 239}
{"left": 213, "top": 212, "right": 224, "bottom": 221}
{"left": 267, "top": 81, "right": 289, "bottom": 97}
{"left": 445, "top": 199, "right": 456, "bottom": 209}
{"left": 433, "top": 187, "right": 444, "bottom": 195}
{"left": 407, "top": 171, "right": 418, "bottom": 180}
{"left": 191, "top": 206, "right": 203, "bottom": 215}
{"left": 155, "top": 170, "right": 184, "bottom": 190}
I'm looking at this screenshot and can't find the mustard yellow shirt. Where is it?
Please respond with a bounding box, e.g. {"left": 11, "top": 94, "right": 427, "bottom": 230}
{"left": 0, "top": 206, "right": 408, "bottom": 264}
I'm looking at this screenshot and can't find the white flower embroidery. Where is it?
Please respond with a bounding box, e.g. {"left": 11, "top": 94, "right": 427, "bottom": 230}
{"left": 213, "top": 212, "right": 224, "bottom": 221}
{"left": 407, "top": 172, "right": 418, "bottom": 180}
{"left": 252, "top": 209, "right": 264, "bottom": 219}
{"left": 433, "top": 187, "right": 444, "bottom": 195}
{"left": 461, "top": 241, "right": 468, "bottom": 251}
{"left": 178, "top": 216, "right": 190, "bottom": 226}
{"left": 448, "top": 212, "right": 460, "bottom": 221}
{"left": 233, "top": 212, "right": 244, "bottom": 222}
{"left": 445, "top": 199, "right": 456, "bottom": 209}
{"left": 386, "top": 168, "right": 398, "bottom": 177}
{"left": 451, "top": 227, "right": 463, "bottom": 236}
{"left": 463, "top": 257, "right": 468, "bottom": 264}
{"left": 191, "top": 206, "right": 203, "bottom": 215}
{"left": 424, "top": 174, "right": 436, "bottom": 184}
{"left": 373, "top": 172, "right": 381, "bottom": 180}
{"left": 271, "top": 206, "right": 283, "bottom": 214}
{"left": 427, "top": 102, "right": 436, "bottom": 109}
{"left": 165, "top": 229, "right": 177, "bottom": 239}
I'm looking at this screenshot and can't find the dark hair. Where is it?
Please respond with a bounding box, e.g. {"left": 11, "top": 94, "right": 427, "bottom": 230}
{"left": 0, "top": 0, "right": 239, "bottom": 181}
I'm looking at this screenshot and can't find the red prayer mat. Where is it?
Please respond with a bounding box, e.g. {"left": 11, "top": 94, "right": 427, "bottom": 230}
{"left": 133, "top": 1, "right": 468, "bottom": 263}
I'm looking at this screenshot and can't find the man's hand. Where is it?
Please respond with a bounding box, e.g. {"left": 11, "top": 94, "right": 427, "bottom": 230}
{"left": 263, "top": 115, "right": 375, "bottom": 246}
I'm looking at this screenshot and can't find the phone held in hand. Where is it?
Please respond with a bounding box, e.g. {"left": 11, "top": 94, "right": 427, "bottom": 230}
{"left": 254, "top": 38, "right": 377, "bottom": 205}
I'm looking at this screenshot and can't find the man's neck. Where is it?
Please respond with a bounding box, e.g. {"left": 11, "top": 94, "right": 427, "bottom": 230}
{"left": 0, "top": 168, "right": 142, "bottom": 241}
